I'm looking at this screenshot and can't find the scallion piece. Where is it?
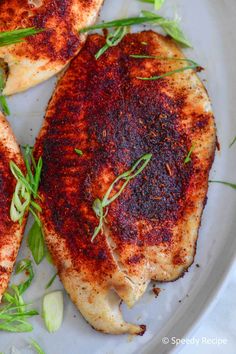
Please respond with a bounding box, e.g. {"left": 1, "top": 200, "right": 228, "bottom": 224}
{"left": 75, "top": 148, "right": 83, "bottom": 156}
{"left": 209, "top": 180, "right": 236, "bottom": 190}
{"left": 0, "top": 28, "right": 44, "bottom": 48}
{"left": 0, "top": 268, "right": 38, "bottom": 333}
{"left": 130, "top": 55, "right": 200, "bottom": 80}
{"left": 28, "top": 222, "right": 45, "bottom": 265}
{"left": 80, "top": 11, "right": 191, "bottom": 48}
{"left": 42, "top": 291, "right": 64, "bottom": 333}
{"left": 139, "top": 0, "right": 166, "bottom": 11}
{"left": 0, "top": 68, "right": 10, "bottom": 115}
{"left": 91, "top": 153, "right": 152, "bottom": 241}
{"left": 45, "top": 273, "right": 57, "bottom": 290}
{"left": 95, "top": 26, "right": 128, "bottom": 60}
{"left": 229, "top": 136, "right": 236, "bottom": 148}
{"left": 184, "top": 145, "right": 195, "bottom": 164}
{"left": 30, "top": 339, "right": 46, "bottom": 354}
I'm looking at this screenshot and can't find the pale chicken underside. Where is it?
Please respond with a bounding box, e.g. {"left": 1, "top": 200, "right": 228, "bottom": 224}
{"left": 35, "top": 32, "right": 216, "bottom": 334}
{"left": 0, "top": 0, "right": 103, "bottom": 95}
{"left": 0, "top": 113, "right": 26, "bottom": 300}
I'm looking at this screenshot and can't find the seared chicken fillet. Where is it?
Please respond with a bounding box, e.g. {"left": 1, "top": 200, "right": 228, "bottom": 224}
{"left": 0, "top": 113, "right": 26, "bottom": 300}
{"left": 35, "top": 31, "right": 216, "bottom": 334}
{"left": 0, "top": 0, "right": 103, "bottom": 95}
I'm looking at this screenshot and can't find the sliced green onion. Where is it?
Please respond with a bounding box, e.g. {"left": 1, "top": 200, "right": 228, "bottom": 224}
{"left": 75, "top": 148, "right": 83, "bottom": 156}
{"left": 80, "top": 11, "right": 191, "bottom": 47}
{"left": 91, "top": 199, "right": 104, "bottom": 242}
{"left": 0, "top": 67, "right": 10, "bottom": 115}
{"left": 30, "top": 339, "right": 46, "bottom": 354}
{"left": 137, "top": 65, "right": 199, "bottom": 80}
{"left": 10, "top": 146, "right": 45, "bottom": 265}
{"left": 141, "top": 10, "right": 192, "bottom": 47}
{"left": 0, "top": 28, "right": 44, "bottom": 47}
{"left": 91, "top": 153, "right": 152, "bottom": 241}
{"left": 229, "top": 136, "right": 236, "bottom": 148}
{"left": 130, "top": 55, "right": 200, "bottom": 80}
{"left": 15, "top": 259, "right": 34, "bottom": 295}
{"left": 45, "top": 273, "right": 57, "bottom": 289}
{"left": 42, "top": 291, "right": 63, "bottom": 333}
{"left": 184, "top": 145, "right": 195, "bottom": 164}
{"left": 139, "top": 0, "right": 165, "bottom": 10}
{"left": 0, "top": 284, "right": 38, "bottom": 333}
{"left": 209, "top": 180, "right": 236, "bottom": 190}
{"left": 28, "top": 222, "right": 45, "bottom": 265}
{"left": 95, "top": 26, "right": 128, "bottom": 60}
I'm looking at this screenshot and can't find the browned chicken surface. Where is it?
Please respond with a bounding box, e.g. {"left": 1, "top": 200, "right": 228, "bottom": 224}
{"left": 35, "top": 31, "right": 216, "bottom": 334}
{"left": 0, "top": 113, "right": 26, "bottom": 300}
{"left": 0, "top": 0, "right": 103, "bottom": 95}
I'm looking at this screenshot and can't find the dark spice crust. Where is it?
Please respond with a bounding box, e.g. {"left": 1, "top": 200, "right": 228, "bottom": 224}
{"left": 0, "top": 0, "right": 99, "bottom": 62}
{"left": 35, "top": 31, "right": 216, "bottom": 286}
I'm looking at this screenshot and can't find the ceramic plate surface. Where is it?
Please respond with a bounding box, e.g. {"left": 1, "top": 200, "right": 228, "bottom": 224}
{"left": 1, "top": 0, "right": 236, "bottom": 353}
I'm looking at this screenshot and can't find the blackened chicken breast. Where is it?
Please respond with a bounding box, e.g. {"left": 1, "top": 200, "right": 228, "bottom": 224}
{"left": 35, "top": 31, "right": 216, "bottom": 334}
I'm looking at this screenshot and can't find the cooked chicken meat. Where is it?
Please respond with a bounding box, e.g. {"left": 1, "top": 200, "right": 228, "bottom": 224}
{"left": 35, "top": 31, "right": 216, "bottom": 334}
{"left": 0, "top": 0, "right": 103, "bottom": 95}
{"left": 0, "top": 113, "right": 26, "bottom": 300}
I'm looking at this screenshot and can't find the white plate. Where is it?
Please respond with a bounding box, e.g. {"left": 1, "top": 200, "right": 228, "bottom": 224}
{"left": 2, "top": 0, "right": 236, "bottom": 353}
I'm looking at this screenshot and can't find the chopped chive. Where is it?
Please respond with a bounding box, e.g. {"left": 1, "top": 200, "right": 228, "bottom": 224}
{"left": 209, "top": 180, "right": 236, "bottom": 190}
{"left": 0, "top": 28, "right": 44, "bottom": 47}
{"left": 184, "top": 145, "right": 195, "bottom": 164}
{"left": 75, "top": 148, "right": 83, "bottom": 156}
{"left": 137, "top": 65, "right": 199, "bottom": 80}
{"left": 95, "top": 26, "right": 128, "bottom": 59}
{"left": 28, "top": 222, "right": 45, "bottom": 265}
{"left": 129, "top": 55, "right": 200, "bottom": 81}
{"left": 30, "top": 339, "right": 46, "bottom": 354}
{"left": 45, "top": 273, "right": 57, "bottom": 289}
{"left": 91, "top": 153, "right": 152, "bottom": 241}
{"left": 79, "top": 11, "right": 191, "bottom": 48}
{"left": 0, "top": 68, "right": 10, "bottom": 115}
{"left": 229, "top": 136, "right": 236, "bottom": 148}
{"left": 139, "top": 0, "right": 166, "bottom": 11}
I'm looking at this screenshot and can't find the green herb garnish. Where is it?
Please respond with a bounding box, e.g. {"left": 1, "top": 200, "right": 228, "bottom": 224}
{"left": 209, "top": 180, "right": 236, "bottom": 190}
{"left": 15, "top": 259, "right": 34, "bottom": 295}
{"left": 229, "top": 136, "right": 236, "bottom": 148}
{"left": 75, "top": 148, "right": 83, "bottom": 156}
{"left": 0, "top": 261, "right": 38, "bottom": 333}
{"left": 28, "top": 222, "right": 45, "bottom": 265}
{"left": 130, "top": 55, "right": 200, "bottom": 80}
{"left": 30, "top": 339, "right": 46, "bottom": 354}
{"left": 141, "top": 10, "right": 192, "bottom": 47}
{"left": 42, "top": 291, "right": 64, "bottom": 333}
{"left": 139, "top": 0, "right": 165, "bottom": 10}
{"left": 184, "top": 145, "right": 195, "bottom": 164}
{"left": 91, "top": 153, "right": 152, "bottom": 242}
{"left": 80, "top": 11, "right": 191, "bottom": 48}
{"left": 130, "top": 54, "right": 197, "bottom": 64}
{"left": 154, "top": 0, "right": 165, "bottom": 10}
{"left": 0, "top": 68, "right": 10, "bottom": 115}
{"left": 45, "top": 273, "right": 57, "bottom": 290}
{"left": 10, "top": 145, "right": 45, "bottom": 264}
{"left": 0, "top": 28, "right": 43, "bottom": 47}
{"left": 95, "top": 26, "right": 128, "bottom": 59}
{"left": 10, "top": 145, "right": 42, "bottom": 224}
